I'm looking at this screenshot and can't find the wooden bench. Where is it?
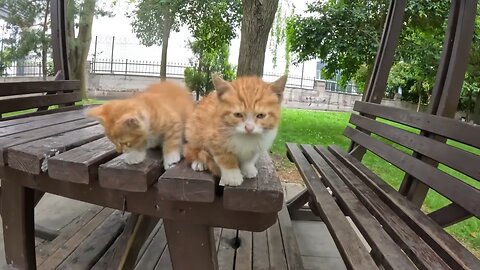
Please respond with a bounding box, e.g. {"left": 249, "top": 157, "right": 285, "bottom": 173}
{"left": 286, "top": 101, "right": 480, "bottom": 270}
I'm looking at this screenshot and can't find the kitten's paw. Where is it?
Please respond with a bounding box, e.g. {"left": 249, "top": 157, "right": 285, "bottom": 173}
{"left": 164, "top": 150, "right": 181, "bottom": 169}
{"left": 241, "top": 164, "right": 258, "bottom": 178}
{"left": 191, "top": 161, "right": 207, "bottom": 171}
{"left": 124, "top": 151, "right": 146, "bottom": 165}
{"left": 219, "top": 169, "right": 244, "bottom": 186}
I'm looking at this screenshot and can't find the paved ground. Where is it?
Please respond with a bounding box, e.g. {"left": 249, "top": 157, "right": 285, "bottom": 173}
{"left": 0, "top": 183, "right": 350, "bottom": 269}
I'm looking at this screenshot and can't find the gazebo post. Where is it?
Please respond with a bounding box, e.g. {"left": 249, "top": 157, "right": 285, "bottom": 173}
{"left": 50, "top": 0, "right": 70, "bottom": 80}
{"left": 399, "top": 0, "right": 478, "bottom": 208}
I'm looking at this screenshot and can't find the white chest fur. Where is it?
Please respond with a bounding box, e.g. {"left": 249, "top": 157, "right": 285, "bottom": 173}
{"left": 227, "top": 128, "right": 277, "bottom": 163}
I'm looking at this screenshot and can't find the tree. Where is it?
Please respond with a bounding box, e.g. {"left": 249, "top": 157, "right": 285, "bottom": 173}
{"left": 286, "top": 0, "right": 449, "bottom": 89}
{"left": 237, "top": 0, "right": 280, "bottom": 77}
{"left": 183, "top": 0, "right": 240, "bottom": 99}
{"left": 130, "top": 0, "right": 184, "bottom": 81}
{"left": 0, "top": 0, "right": 52, "bottom": 79}
{"left": 269, "top": 0, "right": 294, "bottom": 74}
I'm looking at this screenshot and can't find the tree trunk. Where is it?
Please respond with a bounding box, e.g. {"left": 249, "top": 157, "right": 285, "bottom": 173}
{"left": 67, "top": 0, "right": 96, "bottom": 99}
{"left": 417, "top": 87, "right": 422, "bottom": 112}
{"left": 41, "top": 0, "right": 51, "bottom": 80}
{"left": 237, "top": 0, "right": 279, "bottom": 77}
{"left": 160, "top": 11, "right": 173, "bottom": 81}
{"left": 472, "top": 92, "right": 480, "bottom": 124}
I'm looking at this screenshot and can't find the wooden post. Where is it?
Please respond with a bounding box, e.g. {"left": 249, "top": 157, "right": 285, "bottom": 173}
{"left": 1, "top": 177, "right": 37, "bottom": 269}
{"left": 348, "top": 0, "right": 406, "bottom": 160}
{"left": 50, "top": 0, "right": 69, "bottom": 80}
{"left": 164, "top": 220, "right": 218, "bottom": 270}
{"left": 399, "top": 0, "right": 478, "bottom": 207}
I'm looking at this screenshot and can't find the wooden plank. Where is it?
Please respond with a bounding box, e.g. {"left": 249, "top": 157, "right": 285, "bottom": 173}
{"left": 10, "top": 168, "right": 278, "bottom": 232}
{"left": 428, "top": 203, "right": 473, "bottom": 228}
{"left": 37, "top": 208, "right": 114, "bottom": 270}
{"left": 286, "top": 143, "right": 378, "bottom": 270}
{"left": 235, "top": 230, "right": 253, "bottom": 270}
{"left": 0, "top": 109, "right": 84, "bottom": 128}
{"left": 344, "top": 126, "right": 480, "bottom": 217}
{"left": 155, "top": 248, "right": 173, "bottom": 270}
{"left": 36, "top": 205, "right": 104, "bottom": 264}
{"left": 158, "top": 159, "right": 216, "bottom": 202}
{"left": 1, "top": 179, "right": 36, "bottom": 270}
{"left": 286, "top": 188, "right": 309, "bottom": 212}
{"left": 329, "top": 146, "right": 480, "bottom": 270}
{"left": 311, "top": 145, "right": 446, "bottom": 270}
{"left": 0, "top": 110, "right": 86, "bottom": 138}
{"left": 277, "top": 204, "right": 304, "bottom": 270}
{"left": 350, "top": 113, "right": 480, "bottom": 180}
{"left": 0, "top": 80, "right": 80, "bottom": 96}
{"left": 48, "top": 137, "right": 117, "bottom": 183}
{"left": 267, "top": 221, "right": 288, "bottom": 270}
{"left": 164, "top": 220, "right": 218, "bottom": 270}
{"left": 0, "top": 118, "right": 97, "bottom": 165}
{"left": 98, "top": 149, "right": 164, "bottom": 192}
{"left": 217, "top": 229, "right": 236, "bottom": 270}
{"left": 1, "top": 105, "right": 85, "bottom": 122}
{"left": 135, "top": 221, "right": 167, "bottom": 270}
{"left": 353, "top": 101, "right": 480, "bottom": 149}
{"left": 223, "top": 154, "right": 284, "bottom": 213}
{"left": 0, "top": 92, "right": 82, "bottom": 114}
{"left": 8, "top": 125, "right": 104, "bottom": 175}
{"left": 252, "top": 231, "right": 269, "bottom": 270}
{"left": 56, "top": 211, "right": 127, "bottom": 270}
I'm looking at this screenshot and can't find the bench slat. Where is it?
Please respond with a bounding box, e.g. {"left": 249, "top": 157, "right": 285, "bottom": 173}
{"left": 329, "top": 146, "right": 480, "bottom": 270}
{"left": 48, "top": 137, "right": 118, "bottom": 183}
{"left": 309, "top": 145, "right": 449, "bottom": 270}
{"left": 0, "top": 118, "right": 98, "bottom": 165}
{"left": 252, "top": 230, "right": 269, "bottom": 269}
{"left": 286, "top": 143, "right": 378, "bottom": 270}
{"left": 0, "top": 92, "right": 82, "bottom": 114}
{"left": 8, "top": 125, "right": 104, "bottom": 175}
{"left": 350, "top": 113, "right": 480, "bottom": 181}
{"left": 157, "top": 160, "right": 216, "bottom": 202}
{"left": 0, "top": 80, "right": 80, "bottom": 96}
{"left": 0, "top": 110, "right": 86, "bottom": 137}
{"left": 277, "top": 204, "right": 304, "bottom": 270}
{"left": 235, "top": 230, "right": 253, "bottom": 270}
{"left": 98, "top": 150, "right": 164, "bottom": 192}
{"left": 223, "top": 154, "right": 284, "bottom": 213}
{"left": 354, "top": 101, "right": 480, "bottom": 148}
{"left": 344, "top": 126, "right": 480, "bottom": 217}
{"left": 427, "top": 203, "right": 473, "bottom": 227}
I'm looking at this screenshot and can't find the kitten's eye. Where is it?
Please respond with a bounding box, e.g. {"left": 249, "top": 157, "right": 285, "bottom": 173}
{"left": 256, "top": 113, "right": 266, "bottom": 119}
{"left": 233, "top": 112, "right": 243, "bottom": 118}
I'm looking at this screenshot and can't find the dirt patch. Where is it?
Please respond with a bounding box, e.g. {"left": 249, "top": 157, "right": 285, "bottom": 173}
{"left": 271, "top": 154, "right": 304, "bottom": 185}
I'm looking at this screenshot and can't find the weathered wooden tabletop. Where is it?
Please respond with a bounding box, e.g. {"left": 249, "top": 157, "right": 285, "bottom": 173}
{"left": 0, "top": 108, "right": 284, "bottom": 269}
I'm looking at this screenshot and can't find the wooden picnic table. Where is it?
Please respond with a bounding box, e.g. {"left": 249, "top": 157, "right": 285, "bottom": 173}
{"left": 0, "top": 108, "right": 284, "bottom": 269}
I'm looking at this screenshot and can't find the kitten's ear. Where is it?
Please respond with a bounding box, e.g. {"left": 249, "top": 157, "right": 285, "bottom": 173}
{"left": 212, "top": 74, "right": 231, "bottom": 98}
{"left": 270, "top": 75, "right": 288, "bottom": 101}
{"left": 120, "top": 116, "right": 142, "bottom": 129}
{"left": 87, "top": 105, "right": 107, "bottom": 124}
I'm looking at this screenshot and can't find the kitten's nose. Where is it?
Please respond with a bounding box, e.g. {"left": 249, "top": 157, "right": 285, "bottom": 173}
{"left": 245, "top": 123, "right": 255, "bottom": 133}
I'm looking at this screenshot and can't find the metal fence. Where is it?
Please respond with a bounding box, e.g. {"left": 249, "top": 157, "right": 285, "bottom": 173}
{"left": 325, "top": 79, "right": 360, "bottom": 94}
{"left": 90, "top": 58, "right": 188, "bottom": 78}
{"left": 0, "top": 61, "right": 44, "bottom": 77}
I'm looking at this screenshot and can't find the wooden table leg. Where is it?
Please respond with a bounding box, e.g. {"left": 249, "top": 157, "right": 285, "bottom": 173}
{"left": 1, "top": 179, "right": 36, "bottom": 269}
{"left": 164, "top": 219, "right": 218, "bottom": 270}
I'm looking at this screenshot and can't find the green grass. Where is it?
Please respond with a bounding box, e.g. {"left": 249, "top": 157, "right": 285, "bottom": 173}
{"left": 273, "top": 108, "right": 479, "bottom": 255}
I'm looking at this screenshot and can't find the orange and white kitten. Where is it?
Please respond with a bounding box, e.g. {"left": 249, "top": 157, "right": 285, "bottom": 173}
{"left": 88, "top": 81, "right": 194, "bottom": 168}
{"left": 184, "top": 74, "right": 287, "bottom": 186}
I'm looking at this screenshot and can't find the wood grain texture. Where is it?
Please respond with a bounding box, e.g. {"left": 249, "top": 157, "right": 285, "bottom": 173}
{"left": 0, "top": 92, "right": 82, "bottom": 114}
{"left": 0, "top": 80, "right": 80, "bottom": 96}
{"left": 158, "top": 160, "right": 216, "bottom": 202}
{"left": 235, "top": 230, "right": 253, "bottom": 270}
{"left": 0, "top": 118, "right": 97, "bottom": 165}
{"left": 286, "top": 143, "right": 378, "bottom": 270}
{"left": 134, "top": 221, "right": 167, "bottom": 270}
{"left": 267, "top": 220, "right": 288, "bottom": 270}
{"left": 277, "top": 204, "right": 304, "bottom": 270}
{"left": 344, "top": 126, "right": 480, "bottom": 217}
{"left": 98, "top": 149, "right": 164, "bottom": 192}
{"left": 8, "top": 125, "right": 104, "bottom": 174}
{"left": 48, "top": 137, "right": 117, "bottom": 183}
{"left": 223, "top": 154, "right": 284, "bottom": 213}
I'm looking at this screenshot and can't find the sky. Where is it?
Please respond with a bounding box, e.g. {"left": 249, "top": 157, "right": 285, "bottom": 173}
{"left": 89, "top": 0, "right": 319, "bottom": 79}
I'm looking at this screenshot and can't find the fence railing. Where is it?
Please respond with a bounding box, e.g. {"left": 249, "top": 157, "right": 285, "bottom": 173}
{"left": 0, "top": 61, "right": 44, "bottom": 77}
{"left": 324, "top": 80, "right": 360, "bottom": 94}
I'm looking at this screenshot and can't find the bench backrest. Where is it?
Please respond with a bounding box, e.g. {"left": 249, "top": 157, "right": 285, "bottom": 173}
{"left": 0, "top": 80, "right": 82, "bottom": 120}
{"left": 348, "top": 101, "right": 480, "bottom": 221}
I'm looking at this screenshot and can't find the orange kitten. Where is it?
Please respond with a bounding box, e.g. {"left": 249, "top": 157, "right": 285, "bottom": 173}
{"left": 184, "top": 74, "right": 287, "bottom": 186}
{"left": 88, "top": 81, "right": 194, "bottom": 168}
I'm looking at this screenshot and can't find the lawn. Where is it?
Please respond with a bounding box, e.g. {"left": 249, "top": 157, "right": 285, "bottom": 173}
{"left": 273, "top": 108, "right": 479, "bottom": 256}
